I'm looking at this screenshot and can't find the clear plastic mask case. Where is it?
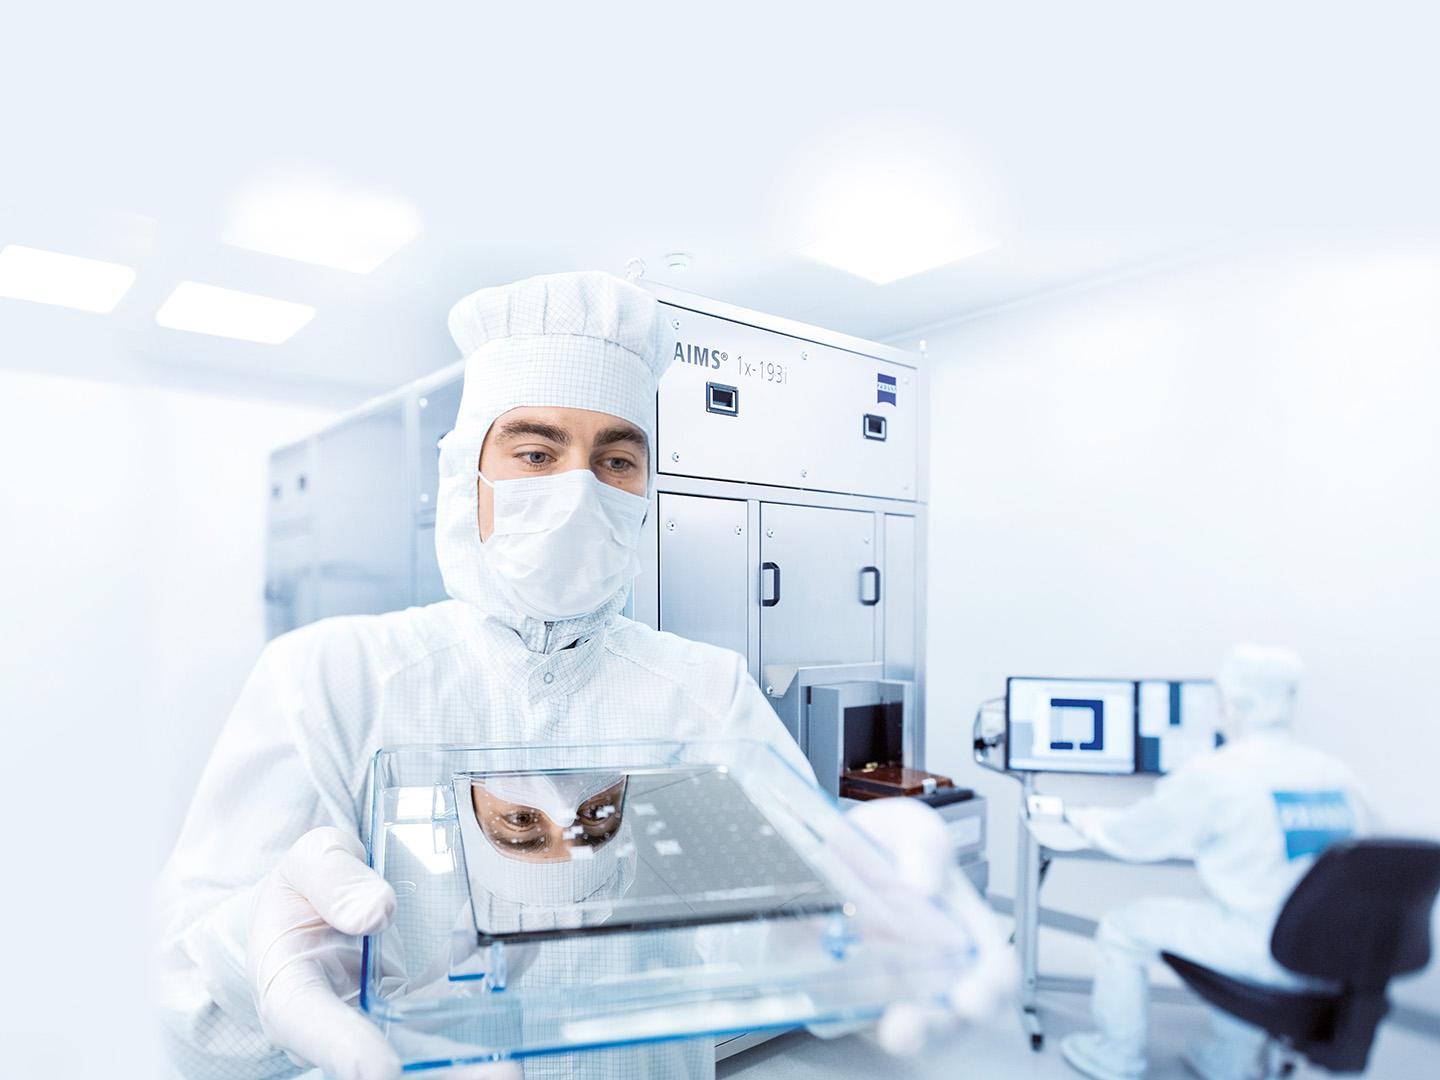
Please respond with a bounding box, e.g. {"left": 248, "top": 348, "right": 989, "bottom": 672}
{"left": 363, "top": 739, "right": 983, "bottom": 1069}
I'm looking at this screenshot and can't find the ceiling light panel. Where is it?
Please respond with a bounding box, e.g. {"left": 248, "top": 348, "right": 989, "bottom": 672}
{"left": 0, "top": 244, "right": 137, "bottom": 313}
{"left": 155, "top": 282, "right": 315, "bottom": 345}
{"left": 223, "top": 177, "right": 422, "bottom": 273}
{"left": 779, "top": 116, "right": 1005, "bottom": 285}
{"left": 795, "top": 173, "right": 996, "bottom": 284}
{"left": 800, "top": 228, "right": 996, "bottom": 285}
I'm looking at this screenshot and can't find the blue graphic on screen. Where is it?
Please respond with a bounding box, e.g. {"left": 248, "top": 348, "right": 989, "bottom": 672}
{"left": 1007, "top": 678, "right": 1135, "bottom": 774}
{"left": 1048, "top": 698, "right": 1104, "bottom": 751}
{"left": 1136, "top": 679, "right": 1223, "bottom": 775}
{"left": 1273, "top": 790, "right": 1355, "bottom": 860}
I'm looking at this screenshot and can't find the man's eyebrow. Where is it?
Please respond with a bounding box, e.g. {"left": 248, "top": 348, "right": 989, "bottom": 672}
{"left": 494, "top": 420, "right": 571, "bottom": 445}
{"left": 594, "top": 425, "right": 648, "bottom": 452}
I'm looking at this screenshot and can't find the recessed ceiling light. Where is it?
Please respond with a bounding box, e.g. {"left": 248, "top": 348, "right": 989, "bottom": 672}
{"left": 0, "top": 244, "right": 136, "bottom": 313}
{"left": 780, "top": 116, "right": 1005, "bottom": 285}
{"left": 155, "top": 282, "right": 315, "bottom": 345}
{"left": 223, "top": 176, "right": 422, "bottom": 273}
{"left": 796, "top": 175, "right": 996, "bottom": 283}
{"left": 800, "top": 227, "right": 996, "bottom": 286}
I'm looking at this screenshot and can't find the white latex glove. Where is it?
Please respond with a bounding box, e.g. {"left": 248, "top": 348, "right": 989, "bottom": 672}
{"left": 844, "top": 798, "right": 1017, "bottom": 1056}
{"left": 248, "top": 826, "right": 520, "bottom": 1080}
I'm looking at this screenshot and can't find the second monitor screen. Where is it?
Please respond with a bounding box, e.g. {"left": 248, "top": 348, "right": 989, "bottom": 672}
{"left": 1006, "top": 678, "right": 1137, "bottom": 774}
{"left": 1137, "top": 679, "right": 1222, "bottom": 773}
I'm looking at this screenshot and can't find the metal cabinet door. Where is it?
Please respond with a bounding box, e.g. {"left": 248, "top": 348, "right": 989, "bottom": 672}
{"left": 314, "top": 403, "right": 411, "bottom": 618}
{"left": 657, "top": 494, "right": 748, "bottom": 660}
{"left": 759, "top": 504, "right": 877, "bottom": 668}
{"left": 883, "top": 514, "right": 917, "bottom": 680}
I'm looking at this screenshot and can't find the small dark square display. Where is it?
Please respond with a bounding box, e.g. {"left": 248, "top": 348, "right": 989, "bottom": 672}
{"left": 706, "top": 382, "right": 739, "bottom": 416}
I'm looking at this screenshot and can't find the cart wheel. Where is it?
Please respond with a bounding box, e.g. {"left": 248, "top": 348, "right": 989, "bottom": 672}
{"left": 1031, "top": 1033, "right": 1044, "bottom": 1051}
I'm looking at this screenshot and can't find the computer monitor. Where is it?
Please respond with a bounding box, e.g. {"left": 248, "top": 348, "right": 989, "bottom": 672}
{"left": 1005, "top": 677, "right": 1137, "bottom": 775}
{"left": 1136, "top": 679, "right": 1223, "bottom": 774}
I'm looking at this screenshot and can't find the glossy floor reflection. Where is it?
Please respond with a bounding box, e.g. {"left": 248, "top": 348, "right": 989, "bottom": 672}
{"left": 720, "top": 990, "right": 1436, "bottom": 1080}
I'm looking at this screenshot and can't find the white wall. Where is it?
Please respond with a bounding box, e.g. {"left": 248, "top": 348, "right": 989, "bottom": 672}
{"left": 0, "top": 370, "right": 334, "bottom": 1078}
{"left": 918, "top": 242, "right": 1440, "bottom": 1008}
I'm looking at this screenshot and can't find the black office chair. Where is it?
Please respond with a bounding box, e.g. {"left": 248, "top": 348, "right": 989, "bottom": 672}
{"left": 1161, "top": 838, "right": 1440, "bottom": 1077}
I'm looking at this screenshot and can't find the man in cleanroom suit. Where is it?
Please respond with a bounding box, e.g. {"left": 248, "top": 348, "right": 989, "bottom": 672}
{"left": 152, "top": 272, "right": 828, "bottom": 1080}
{"left": 1059, "top": 645, "right": 1375, "bottom": 1080}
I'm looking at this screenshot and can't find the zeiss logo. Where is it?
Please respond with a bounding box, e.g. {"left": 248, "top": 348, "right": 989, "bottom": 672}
{"left": 675, "top": 342, "right": 727, "bottom": 369}
{"left": 876, "top": 372, "right": 897, "bottom": 405}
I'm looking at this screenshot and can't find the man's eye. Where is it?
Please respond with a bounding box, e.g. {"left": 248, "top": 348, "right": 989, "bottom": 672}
{"left": 605, "top": 458, "right": 634, "bottom": 472}
{"left": 519, "top": 451, "right": 552, "bottom": 467}
{"left": 504, "top": 810, "right": 540, "bottom": 828}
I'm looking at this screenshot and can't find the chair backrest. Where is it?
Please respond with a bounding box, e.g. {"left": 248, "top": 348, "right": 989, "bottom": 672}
{"left": 1271, "top": 838, "right": 1440, "bottom": 989}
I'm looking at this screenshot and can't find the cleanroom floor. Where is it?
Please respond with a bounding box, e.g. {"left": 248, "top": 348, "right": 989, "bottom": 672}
{"left": 718, "top": 923, "right": 1437, "bottom": 1080}
{"left": 718, "top": 990, "right": 1436, "bottom": 1080}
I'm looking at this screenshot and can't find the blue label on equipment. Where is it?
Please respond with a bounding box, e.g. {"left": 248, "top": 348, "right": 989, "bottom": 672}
{"left": 877, "top": 373, "right": 897, "bottom": 405}
{"left": 1272, "top": 790, "right": 1355, "bottom": 860}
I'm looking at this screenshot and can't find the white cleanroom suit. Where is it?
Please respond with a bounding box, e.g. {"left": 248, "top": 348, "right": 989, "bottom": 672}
{"left": 1061, "top": 646, "right": 1374, "bottom": 1080}
{"left": 153, "top": 272, "right": 810, "bottom": 1080}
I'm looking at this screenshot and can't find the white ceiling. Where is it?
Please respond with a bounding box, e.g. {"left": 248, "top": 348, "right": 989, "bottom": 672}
{"left": 4, "top": 2, "right": 1439, "bottom": 407}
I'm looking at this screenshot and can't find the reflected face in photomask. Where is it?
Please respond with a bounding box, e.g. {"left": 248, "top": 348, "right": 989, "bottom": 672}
{"left": 471, "top": 780, "right": 627, "bottom": 862}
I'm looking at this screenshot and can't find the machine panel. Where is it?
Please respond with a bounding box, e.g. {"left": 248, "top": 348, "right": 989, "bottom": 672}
{"left": 268, "top": 441, "right": 313, "bottom": 525}
{"left": 314, "top": 404, "right": 411, "bottom": 618}
{"left": 883, "top": 514, "right": 917, "bottom": 681}
{"left": 758, "top": 503, "right": 877, "bottom": 669}
{"left": 656, "top": 494, "right": 749, "bottom": 660}
{"left": 265, "top": 441, "right": 316, "bottom": 637}
{"left": 657, "top": 305, "right": 918, "bottom": 500}
{"left": 264, "top": 526, "right": 315, "bottom": 639}
{"left": 415, "top": 376, "right": 463, "bottom": 512}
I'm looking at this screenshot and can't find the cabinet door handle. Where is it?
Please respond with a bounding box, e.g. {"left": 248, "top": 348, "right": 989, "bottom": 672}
{"left": 860, "top": 565, "right": 881, "bottom": 606}
{"left": 761, "top": 561, "right": 781, "bottom": 607}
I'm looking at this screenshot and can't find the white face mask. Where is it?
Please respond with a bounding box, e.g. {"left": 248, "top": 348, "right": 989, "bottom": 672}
{"left": 479, "top": 467, "right": 649, "bottom": 622}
